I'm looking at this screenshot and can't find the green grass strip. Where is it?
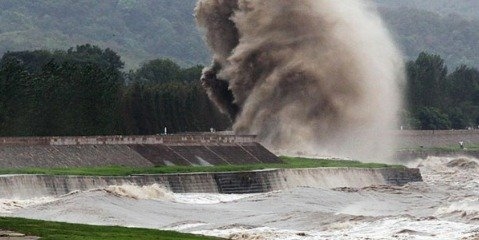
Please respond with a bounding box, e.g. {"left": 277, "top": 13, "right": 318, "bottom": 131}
{"left": 398, "top": 144, "right": 479, "bottom": 151}
{"left": 0, "top": 217, "right": 221, "bottom": 240}
{"left": 0, "top": 156, "right": 403, "bottom": 176}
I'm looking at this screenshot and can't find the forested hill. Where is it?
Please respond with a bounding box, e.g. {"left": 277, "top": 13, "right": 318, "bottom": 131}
{"left": 374, "top": 0, "right": 479, "bottom": 69}
{"left": 0, "top": 0, "right": 207, "bottom": 68}
{"left": 374, "top": 0, "right": 479, "bottom": 20}
{"left": 1, "top": 0, "right": 479, "bottom": 69}
{"left": 379, "top": 7, "right": 479, "bottom": 69}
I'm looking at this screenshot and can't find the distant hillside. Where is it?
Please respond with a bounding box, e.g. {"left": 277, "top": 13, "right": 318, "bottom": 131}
{"left": 374, "top": 0, "right": 479, "bottom": 20}
{"left": 378, "top": 7, "right": 479, "bottom": 69}
{"left": 0, "top": 0, "right": 208, "bottom": 68}
{"left": 0, "top": 0, "right": 478, "bottom": 69}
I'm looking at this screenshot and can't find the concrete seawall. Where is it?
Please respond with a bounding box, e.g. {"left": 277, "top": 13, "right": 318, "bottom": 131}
{"left": 0, "top": 167, "right": 422, "bottom": 198}
{"left": 0, "top": 134, "right": 257, "bottom": 146}
{"left": 397, "top": 130, "right": 479, "bottom": 149}
{"left": 2, "top": 132, "right": 478, "bottom": 167}
{"left": 0, "top": 134, "right": 281, "bottom": 168}
{"left": 394, "top": 130, "right": 479, "bottom": 160}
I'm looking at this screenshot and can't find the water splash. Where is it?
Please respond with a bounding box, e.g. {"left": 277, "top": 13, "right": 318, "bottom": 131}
{"left": 196, "top": 0, "right": 405, "bottom": 161}
{"left": 104, "top": 184, "right": 175, "bottom": 201}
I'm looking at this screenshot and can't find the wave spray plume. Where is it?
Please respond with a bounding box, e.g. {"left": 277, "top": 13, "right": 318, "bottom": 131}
{"left": 195, "top": 0, "right": 405, "bottom": 161}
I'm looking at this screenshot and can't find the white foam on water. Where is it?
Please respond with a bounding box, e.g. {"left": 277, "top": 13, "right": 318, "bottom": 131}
{"left": 1, "top": 182, "right": 257, "bottom": 204}
{"left": 103, "top": 184, "right": 175, "bottom": 201}
{"left": 103, "top": 183, "right": 256, "bottom": 204}
{"left": 173, "top": 193, "right": 257, "bottom": 204}
{"left": 164, "top": 222, "right": 208, "bottom": 231}
{"left": 436, "top": 197, "right": 479, "bottom": 217}
{"left": 2, "top": 156, "right": 479, "bottom": 240}
{"left": 194, "top": 218, "right": 479, "bottom": 240}
{"left": 332, "top": 218, "right": 478, "bottom": 240}
{"left": 0, "top": 197, "right": 57, "bottom": 213}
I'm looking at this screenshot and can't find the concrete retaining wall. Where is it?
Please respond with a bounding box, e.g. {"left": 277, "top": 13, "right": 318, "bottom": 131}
{"left": 394, "top": 130, "right": 479, "bottom": 160}
{"left": 0, "top": 134, "right": 257, "bottom": 146}
{"left": 0, "top": 167, "right": 422, "bottom": 198}
{"left": 397, "top": 130, "right": 479, "bottom": 149}
{"left": 0, "top": 143, "right": 279, "bottom": 168}
{"left": 0, "top": 145, "right": 154, "bottom": 168}
{"left": 0, "top": 134, "right": 281, "bottom": 168}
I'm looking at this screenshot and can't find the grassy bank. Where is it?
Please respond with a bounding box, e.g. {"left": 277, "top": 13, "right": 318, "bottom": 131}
{"left": 0, "top": 217, "right": 220, "bottom": 240}
{"left": 398, "top": 143, "right": 479, "bottom": 151}
{"left": 0, "top": 157, "right": 403, "bottom": 176}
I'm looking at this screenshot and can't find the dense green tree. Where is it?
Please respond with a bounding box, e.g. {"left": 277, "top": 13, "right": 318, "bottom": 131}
{"left": 416, "top": 107, "right": 451, "bottom": 130}
{"left": 120, "top": 80, "right": 230, "bottom": 134}
{"left": 0, "top": 47, "right": 230, "bottom": 136}
{"left": 448, "top": 65, "right": 479, "bottom": 105}
{"left": 447, "top": 107, "right": 471, "bottom": 129}
{"left": 134, "top": 59, "right": 182, "bottom": 84}
{"left": 446, "top": 65, "right": 479, "bottom": 128}
{"left": 405, "top": 52, "right": 479, "bottom": 129}
{"left": 180, "top": 65, "right": 204, "bottom": 82}
{"left": 0, "top": 57, "right": 32, "bottom": 135}
{"left": 120, "top": 81, "right": 157, "bottom": 134}
{"left": 0, "top": 46, "right": 124, "bottom": 136}
{"left": 65, "top": 44, "right": 124, "bottom": 70}
{"left": 407, "top": 52, "right": 449, "bottom": 110}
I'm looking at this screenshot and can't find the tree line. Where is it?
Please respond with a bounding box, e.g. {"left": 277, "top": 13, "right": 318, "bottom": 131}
{"left": 0, "top": 44, "right": 229, "bottom": 136}
{"left": 404, "top": 52, "right": 479, "bottom": 130}
{"left": 1, "top": 45, "right": 478, "bottom": 136}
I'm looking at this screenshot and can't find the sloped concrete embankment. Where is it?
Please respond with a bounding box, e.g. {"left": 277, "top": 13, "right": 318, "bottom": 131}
{"left": 396, "top": 130, "right": 479, "bottom": 160}
{"left": 397, "top": 130, "right": 479, "bottom": 149}
{"left": 0, "top": 135, "right": 280, "bottom": 168}
{"left": 0, "top": 168, "right": 422, "bottom": 199}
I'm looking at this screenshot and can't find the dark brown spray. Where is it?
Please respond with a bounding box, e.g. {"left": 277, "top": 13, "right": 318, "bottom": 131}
{"left": 196, "top": 0, "right": 405, "bottom": 161}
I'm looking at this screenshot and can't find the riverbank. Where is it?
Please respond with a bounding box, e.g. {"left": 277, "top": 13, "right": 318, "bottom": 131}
{"left": 0, "top": 157, "right": 401, "bottom": 176}
{"left": 0, "top": 217, "right": 220, "bottom": 240}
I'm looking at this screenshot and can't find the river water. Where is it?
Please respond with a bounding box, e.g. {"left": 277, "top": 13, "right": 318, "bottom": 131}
{"left": 1, "top": 156, "right": 478, "bottom": 239}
